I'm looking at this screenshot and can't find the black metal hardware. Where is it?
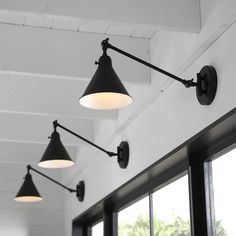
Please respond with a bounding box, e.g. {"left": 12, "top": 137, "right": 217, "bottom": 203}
{"left": 196, "top": 66, "right": 217, "bottom": 105}
{"left": 53, "top": 120, "right": 129, "bottom": 169}
{"left": 101, "top": 38, "right": 218, "bottom": 105}
{"left": 27, "top": 165, "right": 85, "bottom": 202}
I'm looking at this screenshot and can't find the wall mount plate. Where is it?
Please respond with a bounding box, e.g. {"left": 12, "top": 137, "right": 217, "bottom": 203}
{"left": 117, "top": 141, "right": 129, "bottom": 169}
{"left": 76, "top": 181, "right": 85, "bottom": 202}
{"left": 196, "top": 66, "right": 217, "bottom": 105}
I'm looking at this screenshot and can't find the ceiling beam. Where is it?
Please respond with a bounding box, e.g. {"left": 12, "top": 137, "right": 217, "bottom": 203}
{"left": 0, "top": 113, "right": 94, "bottom": 146}
{"left": 0, "top": 160, "right": 63, "bottom": 179}
{"left": 0, "top": 24, "right": 150, "bottom": 85}
{"left": 0, "top": 74, "right": 117, "bottom": 120}
{"left": 0, "top": 0, "right": 200, "bottom": 31}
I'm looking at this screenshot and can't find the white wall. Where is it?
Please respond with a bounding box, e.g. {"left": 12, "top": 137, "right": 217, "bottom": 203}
{"left": 63, "top": 0, "right": 236, "bottom": 235}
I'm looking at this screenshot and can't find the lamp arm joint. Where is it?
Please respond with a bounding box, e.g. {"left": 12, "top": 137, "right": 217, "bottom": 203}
{"left": 101, "top": 38, "right": 110, "bottom": 54}
{"left": 183, "top": 79, "right": 197, "bottom": 88}
{"left": 53, "top": 120, "right": 58, "bottom": 130}
{"left": 107, "top": 151, "right": 118, "bottom": 157}
{"left": 68, "top": 188, "right": 76, "bottom": 193}
{"left": 27, "top": 165, "right": 31, "bottom": 174}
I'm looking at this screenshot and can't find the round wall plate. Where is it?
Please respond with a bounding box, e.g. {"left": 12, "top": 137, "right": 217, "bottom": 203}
{"left": 117, "top": 141, "right": 129, "bottom": 169}
{"left": 76, "top": 181, "right": 85, "bottom": 202}
{"left": 196, "top": 66, "right": 217, "bottom": 105}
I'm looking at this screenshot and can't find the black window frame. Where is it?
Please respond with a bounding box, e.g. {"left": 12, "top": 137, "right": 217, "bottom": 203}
{"left": 73, "top": 108, "right": 236, "bottom": 236}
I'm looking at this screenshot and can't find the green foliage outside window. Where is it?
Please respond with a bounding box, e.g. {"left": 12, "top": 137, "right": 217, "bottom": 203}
{"left": 118, "top": 214, "right": 227, "bottom": 236}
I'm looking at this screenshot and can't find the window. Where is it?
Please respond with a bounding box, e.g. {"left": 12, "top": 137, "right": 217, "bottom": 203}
{"left": 153, "top": 175, "right": 191, "bottom": 235}
{"left": 118, "top": 196, "right": 150, "bottom": 236}
{"left": 118, "top": 175, "right": 191, "bottom": 236}
{"left": 211, "top": 148, "right": 236, "bottom": 235}
{"left": 91, "top": 221, "right": 103, "bottom": 236}
{"left": 73, "top": 109, "right": 236, "bottom": 236}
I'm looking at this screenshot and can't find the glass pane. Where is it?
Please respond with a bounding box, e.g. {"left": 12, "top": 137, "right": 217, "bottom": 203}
{"left": 91, "top": 221, "right": 103, "bottom": 236}
{"left": 153, "top": 175, "right": 191, "bottom": 236}
{"left": 118, "top": 196, "right": 150, "bottom": 236}
{"left": 212, "top": 148, "right": 236, "bottom": 236}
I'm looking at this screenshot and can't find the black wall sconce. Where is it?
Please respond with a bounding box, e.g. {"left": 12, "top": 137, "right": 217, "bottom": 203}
{"left": 38, "top": 120, "right": 129, "bottom": 169}
{"left": 15, "top": 165, "right": 85, "bottom": 202}
{"left": 79, "top": 38, "right": 217, "bottom": 110}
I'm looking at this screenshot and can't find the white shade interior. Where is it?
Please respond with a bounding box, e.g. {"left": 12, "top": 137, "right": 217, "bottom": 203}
{"left": 38, "top": 159, "right": 75, "bottom": 169}
{"left": 14, "top": 196, "right": 43, "bottom": 202}
{"left": 79, "top": 92, "right": 133, "bottom": 110}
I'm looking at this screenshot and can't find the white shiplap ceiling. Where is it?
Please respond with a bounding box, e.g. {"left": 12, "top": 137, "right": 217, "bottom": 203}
{"left": 0, "top": 10, "right": 157, "bottom": 39}
{"left": 0, "top": 1, "right": 200, "bottom": 234}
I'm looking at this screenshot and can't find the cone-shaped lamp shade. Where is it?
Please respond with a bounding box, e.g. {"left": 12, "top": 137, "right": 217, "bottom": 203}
{"left": 15, "top": 173, "right": 42, "bottom": 202}
{"left": 38, "top": 130, "right": 74, "bottom": 168}
{"left": 79, "top": 54, "right": 132, "bottom": 110}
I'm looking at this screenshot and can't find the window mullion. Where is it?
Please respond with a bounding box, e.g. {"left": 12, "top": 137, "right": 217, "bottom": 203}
{"left": 188, "top": 154, "right": 208, "bottom": 236}
{"left": 204, "top": 161, "right": 216, "bottom": 236}
{"left": 149, "top": 193, "right": 154, "bottom": 236}
{"left": 87, "top": 227, "right": 92, "bottom": 236}
{"left": 103, "top": 207, "right": 117, "bottom": 236}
